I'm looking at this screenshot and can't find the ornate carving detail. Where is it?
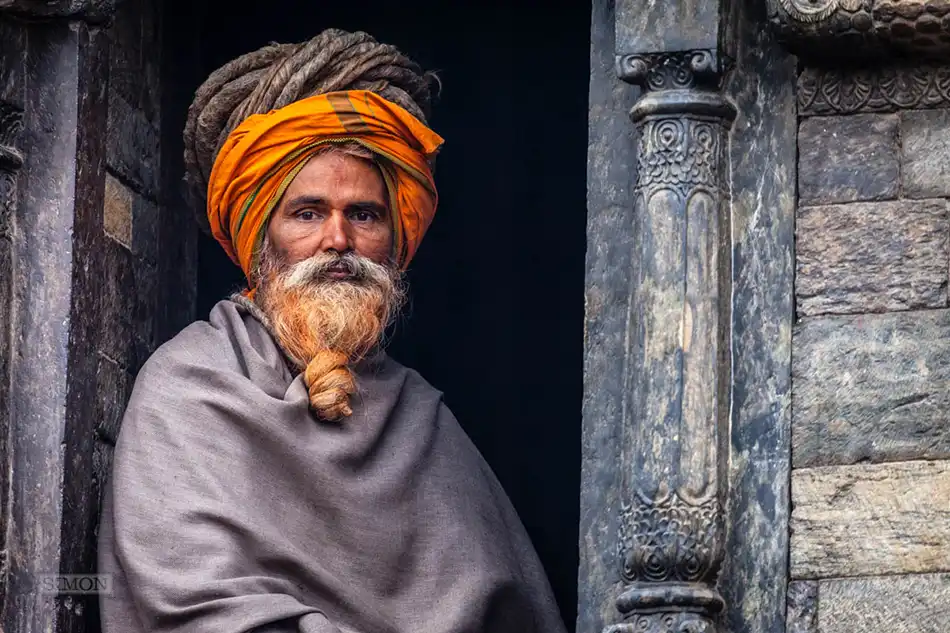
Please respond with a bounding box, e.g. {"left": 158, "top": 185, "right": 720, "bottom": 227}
{"left": 0, "top": 171, "right": 16, "bottom": 239}
{"left": 617, "top": 51, "right": 723, "bottom": 91}
{"left": 0, "top": 103, "right": 24, "bottom": 240}
{"left": 769, "top": 0, "right": 950, "bottom": 60}
{"left": 637, "top": 118, "right": 724, "bottom": 191}
{"left": 606, "top": 39, "right": 732, "bottom": 633}
{"left": 605, "top": 612, "right": 716, "bottom": 633}
{"left": 619, "top": 493, "right": 723, "bottom": 584}
{"left": 0, "top": 0, "right": 114, "bottom": 21}
{"left": 799, "top": 63, "right": 950, "bottom": 114}
{"left": 0, "top": 103, "right": 23, "bottom": 168}
{"left": 778, "top": 0, "right": 867, "bottom": 22}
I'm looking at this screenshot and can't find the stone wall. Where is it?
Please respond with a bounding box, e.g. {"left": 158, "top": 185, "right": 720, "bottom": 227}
{"left": 0, "top": 1, "right": 197, "bottom": 629}
{"left": 93, "top": 0, "right": 165, "bottom": 547}
{"left": 88, "top": 0, "right": 199, "bottom": 627}
{"left": 789, "top": 62, "right": 950, "bottom": 632}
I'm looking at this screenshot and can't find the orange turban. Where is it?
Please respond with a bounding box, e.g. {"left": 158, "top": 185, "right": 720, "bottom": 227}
{"left": 206, "top": 90, "right": 444, "bottom": 284}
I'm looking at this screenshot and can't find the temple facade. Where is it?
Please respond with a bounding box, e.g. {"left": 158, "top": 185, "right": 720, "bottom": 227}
{"left": 0, "top": 0, "right": 948, "bottom": 631}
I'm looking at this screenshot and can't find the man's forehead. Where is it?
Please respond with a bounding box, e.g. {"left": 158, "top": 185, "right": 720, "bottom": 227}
{"left": 285, "top": 152, "right": 387, "bottom": 204}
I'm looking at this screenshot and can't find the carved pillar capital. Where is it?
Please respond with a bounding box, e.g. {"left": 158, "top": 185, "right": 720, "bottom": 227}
{"left": 0, "top": 0, "right": 114, "bottom": 22}
{"left": 617, "top": 51, "right": 737, "bottom": 121}
{"left": 617, "top": 51, "right": 723, "bottom": 89}
{"left": 607, "top": 3, "right": 736, "bottom": 632}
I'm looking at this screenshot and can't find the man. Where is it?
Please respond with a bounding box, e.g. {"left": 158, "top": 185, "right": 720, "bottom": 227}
{"left": 97, "top": 28, "right": 567, "bottom": 633}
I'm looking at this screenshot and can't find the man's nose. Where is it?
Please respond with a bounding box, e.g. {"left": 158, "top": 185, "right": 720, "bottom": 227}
{"left": 320, "top": 211, "right": 352, "bottom": 253}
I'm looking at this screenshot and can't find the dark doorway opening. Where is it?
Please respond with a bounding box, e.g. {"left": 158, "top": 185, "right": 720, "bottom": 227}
{"left": 186, "top": 2, "right": 589, "bottom": 627}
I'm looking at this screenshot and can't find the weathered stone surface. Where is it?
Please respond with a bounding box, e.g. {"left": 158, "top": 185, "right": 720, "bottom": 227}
{"left": 787, "top": 581, "right": 818, "bottom": 633}
{"left": 106, "top": 90, "right": 159, "bottom": 197}
{"left": 768, "top": 0, "right": 950, "bottom": 59}
{"left": 4, "top": 19, "right": 108, "bottom": 633}
{"left": 817, "top": 573, "right": 950, "bottom": 633}
{"left": 579, "top": 0, "right": 638, "bottom": 631}
{"left": 140, "top": 0, "right": 161, "bottom": 124}
{"left": 614, "top": 0, "right": 719, "bottom": 57}
{"left": 0, "top": 41, "right": 24, "bottom": 614}
{"left": 902, "top": 109, "right": 950, "bottom": 199}
{"left": 0, "top": 1, "right": 177, "bottom": 630}
{"left": 92, "top": 440, "right": 114, "bottom": 532}
{"left": 798, "top": 114, "right": 899, "bottom": 205}
{"left": 108, "top": 0, "right": 143, "bottom": 112}
{"left": 796, "top": 200, "right": 949, "bottom": 316}
{"left": 131, "top": 255, "right": 158, "bottom": 371}
{"left": 793, "top": 309, "right": 950, "bottom": 468}
{"left": 0, "top": 18, "right": 25, "bottom": 108}
{"left": 98, "top": 237, "right": 134, "bottom": 367}
{"left": 131, "top": 185, "right": 159, "bottom": 263}
{"left": 719, "top": 4, "right": 795, "bottom": 633}
{"left": 103, "top": 171, "right": 132, "bottom": 248}
{"left": 58, "top": 21, "right": 110, "bottom": 633}
{"left": 95, "top": 352, "right": 133, "bottom": 445}
{"left": 0, "top": 0, "right": 114, "bottom": 21}
{"left": 790, "top": 460, "right": 950, "bottom": 579}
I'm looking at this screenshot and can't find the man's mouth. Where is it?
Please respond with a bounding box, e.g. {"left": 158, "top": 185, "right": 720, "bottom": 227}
{"left": 325, "top": 262, "right": 354, "bottom": 280}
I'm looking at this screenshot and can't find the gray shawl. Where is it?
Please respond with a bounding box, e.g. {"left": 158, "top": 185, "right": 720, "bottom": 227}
{"left": 98, "top": 300, "right": 566, "bottom": 633}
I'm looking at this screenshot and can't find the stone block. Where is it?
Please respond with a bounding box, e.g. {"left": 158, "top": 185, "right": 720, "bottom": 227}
{"left": 902, "top": 109, "right": 950, "bottom": 199}
{"left": 798, "top": 114, "right": 899, "bottom": 205}
{"left": 816, "top": 573, "right": 950, "bottom": 633}
{"left": 103, "top": 171, "right": 132, "bottom": 248}
{"left": 131, "top": 255, "right": 158, "bottom": 370}
{"left": 793, "top": 310, "right": 950, "bottom": 468}
{"left": 140, "top": 0, "right": 161, "bottom": 124}
{"left": 98, "top": 237, "right": 134, "bottom": 366}
{"left": 107, "top": 90, "right": 159, "bottom": 197}
{"left": 107, "top": 0, "right": 142, "bottom": 109}
{"left": 796, "top": 200, "right": 948, "bottom": 316}
{"left": 131, "top": 188, "right": 159, "bottom": 263}
{"left": 790, "top": 460, "right": 950, "bottom": 579}
{"left": 786, "top": 581, "right": 818, "bottom": 633}
{"left": 95, "top": 351, "right": 133, "bottom": 445}
{"left": 92, "top": 439, "right": 114, "bottom": 535}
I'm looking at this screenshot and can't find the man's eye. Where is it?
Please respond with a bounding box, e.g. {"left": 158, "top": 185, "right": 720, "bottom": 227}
{"left": 297, "top": 210, "right": 317, "bottom": 221}
{"left": 352, "top": 210, "right": 375, "bottom": 222}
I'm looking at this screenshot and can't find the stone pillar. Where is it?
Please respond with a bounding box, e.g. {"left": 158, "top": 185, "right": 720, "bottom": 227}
{"left": 0, "top": 80, "right": 24, "bottom": 623}
{"left": 0, "top": 3, "right": 113, "bottom": 632}
{"left": 604, "top": 2, "right": 736, "bottom": 632}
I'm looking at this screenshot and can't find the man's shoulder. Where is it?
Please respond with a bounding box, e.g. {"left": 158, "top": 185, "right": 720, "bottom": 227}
{"left": 139, "top": 299, "right": 281, "bottom": 383}
{"left": 148, "top": 301, "right": 239, "bottom": 361}
{"left": 376, "top": 355, "right": 445, "bottom": 404}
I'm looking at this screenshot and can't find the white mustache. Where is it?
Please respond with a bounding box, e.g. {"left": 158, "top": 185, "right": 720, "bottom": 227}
{"left": 283, "top": 252, "right": 380, "bottom": 289}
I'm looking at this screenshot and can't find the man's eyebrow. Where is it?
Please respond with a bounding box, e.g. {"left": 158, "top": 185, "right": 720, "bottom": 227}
{"left": 346, "top": 201, "right": 388, "bottom": 213}
{"left": 282, "top": 195, "right": 388, "bottom": 214}
{"left": 284, "top": 194, "right": 328, "bottom": 208}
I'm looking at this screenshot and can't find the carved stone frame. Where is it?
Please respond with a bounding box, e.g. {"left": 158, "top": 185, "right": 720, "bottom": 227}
{"left": 582, "top": 3, "right": 797, "bottom": 633}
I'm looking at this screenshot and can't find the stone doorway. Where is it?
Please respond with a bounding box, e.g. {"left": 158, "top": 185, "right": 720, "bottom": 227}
{"left": 182, "top": 0, "right": 591, "bottom": 629}
{"left": 0, "top": 0, "right": 590, "bottom": 630}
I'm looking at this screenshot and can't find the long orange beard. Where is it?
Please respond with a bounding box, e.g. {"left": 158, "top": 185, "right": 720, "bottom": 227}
{"left": 255, "top": 245, "right": 405, "bottom": 421}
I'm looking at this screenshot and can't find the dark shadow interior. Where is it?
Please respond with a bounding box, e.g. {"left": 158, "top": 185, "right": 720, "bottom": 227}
{"left": 189, "top": 2, "right": 589, "bottom": 627}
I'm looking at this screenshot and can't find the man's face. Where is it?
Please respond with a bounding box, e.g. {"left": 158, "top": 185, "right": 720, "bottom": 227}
{"left": 266, "top": 151, "right": 393, "bottom": 270}
{"left": 254, "top": 148, "right": 406, "bottom": 395}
